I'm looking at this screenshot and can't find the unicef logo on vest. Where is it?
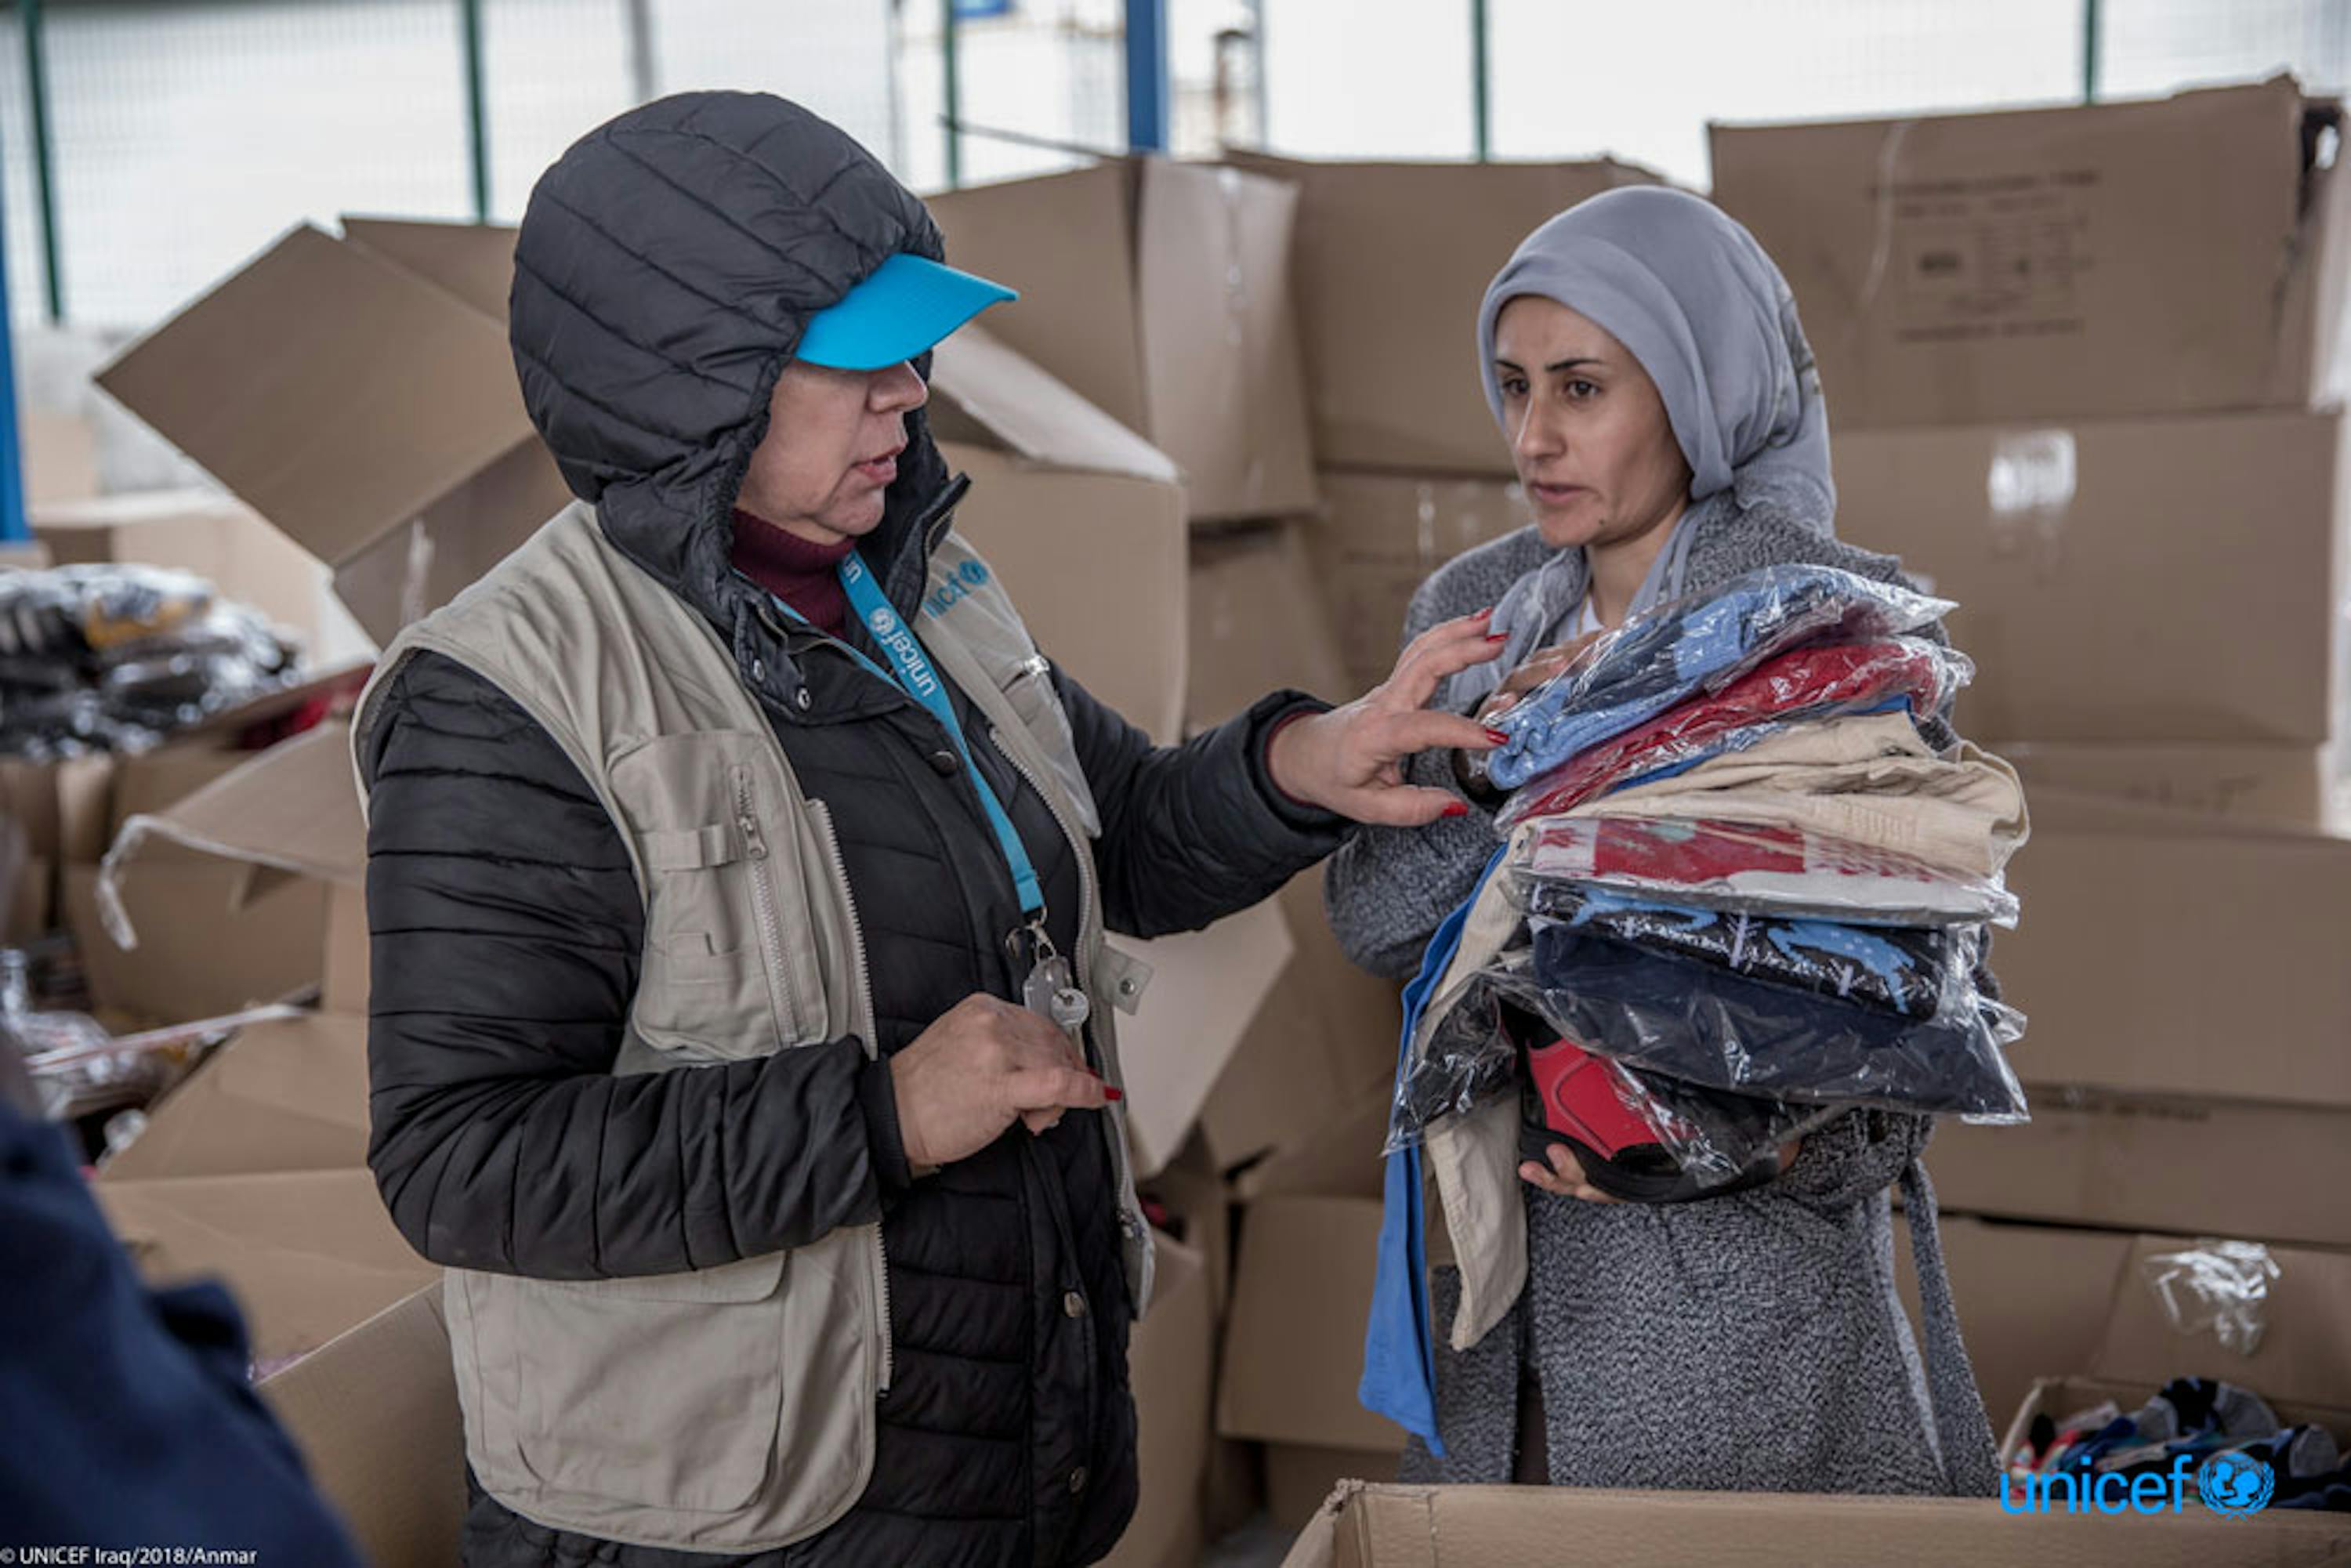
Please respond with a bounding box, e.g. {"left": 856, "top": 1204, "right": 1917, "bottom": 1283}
{"left": 2198, "top": 1452, "right": 2277, "bottom": 1518}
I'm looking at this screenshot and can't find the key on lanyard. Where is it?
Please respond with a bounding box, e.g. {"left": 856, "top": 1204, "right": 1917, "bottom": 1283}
{"left": 1015, "top": 919, "right": 1091, "bottom": 1037}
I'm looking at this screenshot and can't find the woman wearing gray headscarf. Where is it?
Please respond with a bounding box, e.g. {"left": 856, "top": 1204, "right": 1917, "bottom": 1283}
{"left": 1325, "top": 187, "right": 2003, "bottom": 1495}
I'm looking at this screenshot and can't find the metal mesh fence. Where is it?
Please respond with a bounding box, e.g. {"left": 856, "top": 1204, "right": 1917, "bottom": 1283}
{"left": 3, "top": 0, "right": 2347, "bottom": 331}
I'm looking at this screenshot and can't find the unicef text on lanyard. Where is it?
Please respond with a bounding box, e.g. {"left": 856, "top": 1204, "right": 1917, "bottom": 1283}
{"left": 833, "top": 554, "right": 1089, "bottom": 1037}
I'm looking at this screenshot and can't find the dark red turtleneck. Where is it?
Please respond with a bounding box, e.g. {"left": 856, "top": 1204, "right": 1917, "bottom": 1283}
{"left": 731, "top": 510, "right": 857, "bottom": 636}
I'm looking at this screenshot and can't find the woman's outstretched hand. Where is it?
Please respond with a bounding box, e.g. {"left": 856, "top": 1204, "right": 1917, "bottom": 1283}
{"left": 1265, "top": 608, "right": 1512, "bottom": 827}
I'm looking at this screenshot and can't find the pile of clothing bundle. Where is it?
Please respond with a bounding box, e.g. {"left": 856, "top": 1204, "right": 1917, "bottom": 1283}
{"left": 1390, "top": 564, "right": 2031, "bottom": 1199}
{"left": 2015, "top": 1378, "right": 2351, "bottom": 1512}
{"left": 0, "top": 563, "right": 300, "bottom": 759}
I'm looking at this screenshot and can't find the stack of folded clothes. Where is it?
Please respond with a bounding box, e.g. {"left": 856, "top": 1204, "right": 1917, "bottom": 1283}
{"left": 1391, "top": 564, "right": 2031, "bottom": 1200}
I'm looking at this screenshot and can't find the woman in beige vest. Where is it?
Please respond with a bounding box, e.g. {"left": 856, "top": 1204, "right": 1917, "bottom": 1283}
{"left": 354, "top": 93, "right": 1505, "bottom": 1568}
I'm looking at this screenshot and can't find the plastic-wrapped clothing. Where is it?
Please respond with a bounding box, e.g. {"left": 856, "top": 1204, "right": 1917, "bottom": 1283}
{"left": 1484, "top": 564, "right": 1952, "bottom": 791}
{"left": 1525, "top": 919, "right": 2026, "bottom": 1119}
{"left": 1498, "top": 637, "right": 1969, "bottom": 829}
{"left": 1520, "top": 813, "right": 2019, "bottom": 928}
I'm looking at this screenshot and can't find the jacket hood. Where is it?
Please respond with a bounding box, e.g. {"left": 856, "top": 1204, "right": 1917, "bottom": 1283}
{"left": 508, "top": 91, "right": 958, "bottom": 625}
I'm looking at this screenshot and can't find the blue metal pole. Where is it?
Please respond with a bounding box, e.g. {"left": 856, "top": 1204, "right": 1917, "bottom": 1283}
{"left": 1126, "top": 0, "right": 1168, "bottom": 153}
{"left": 0, "top": 119, "right": 29, "bottom": 543}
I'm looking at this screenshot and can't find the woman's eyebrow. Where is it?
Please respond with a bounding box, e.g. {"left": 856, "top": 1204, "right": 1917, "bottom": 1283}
{"left": 1545, "top": 357, "right": 1603, "bottom": 372}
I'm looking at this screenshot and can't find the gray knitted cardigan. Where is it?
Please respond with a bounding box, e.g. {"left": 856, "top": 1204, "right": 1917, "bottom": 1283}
{"left": 1324, "top": 509, "right": 2004, "bottom": 1497}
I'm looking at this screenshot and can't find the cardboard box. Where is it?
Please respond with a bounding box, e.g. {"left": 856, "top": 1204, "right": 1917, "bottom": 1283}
{"left": 1995, "top": 795, "right": 2351, "bottom": 1109}
{"left": 1199, "top": 874, "right": 1400, "bottom": 1173}
{"left": 1234, "top": 1079, "right": 1391, "bottom": 1207}
{"left": 1188, "top": 522, "right": 1353, "bottom": 723}
{"left": 1103, "top": 1230, "right": 1213, "bottom": 1568}
{"left": 1183, "top": 525, "right": 1402, "bottom": 1168}
{"left": 1901, "top": 1217, "right": 2351, "bottom": 1429}
{"left": 97, "top": 219, "right": 573, "bottom": 647}
{"left": 97, "top": 1167, "right": 437, "bottom": 1370}
{"left": 930, "top": 159, "right": 1317, "bottom": 522}
{"left": 31, "top": 488, "right": 336, "bottom": 653}
{"left": 1267, "top": 1444, "right": 1394, "bottom": 1533}
{"left": 1929, "top": 1087, "right": 2351, "bottom": 1249}
{"left": 1225, "top": 154, "right": 1659, "bottom": 476}
{"left": 1304, "top": 471, "right": 1531, "bottom": 693}
{"left": 260, "top": 1287, "right": 464, "bottom": 1568}
{"left": 2005, "top": 1376, "right": 2351, "bottom": 1472}
{"left": 1280, "top": 1482, "right": 2351, "bottom": 1566}
{"left": 22, "top": 404, "right": 100, "bottom": 507}
{"left": 929, "top": 324, "right": 1189, "bottom": 746}
{"left": 2003, "top": 741, "right": 2338, "bottom": 831}
{"left": 1115, "top": 898, "right": 1295, "bottom": 1179}
{"left": 98, "top": 1012, "right": 369, "bottom": 1182}
{"left": 5, "top": 853, "right": 51, "bottom": 941}
{"left": 1711, "top": 76, "right": 2351, "bottom": 429}
{"left": 1219, "top": 1195, "right": 1406, "bottom": 1457}
{"left": 1835, "top": 407, "right": 2348, "bottom": 745}
{"left": 1897, "top": 1215, "right": 2138, "bottom": 1429}
{"left": 85, "top": 720, "right": 364, "bottom": 1025}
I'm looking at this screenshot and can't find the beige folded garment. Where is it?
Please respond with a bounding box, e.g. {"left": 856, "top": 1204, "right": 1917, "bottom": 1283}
{"left": 1571, "top": 711, "right": 2030, "bottom": 878}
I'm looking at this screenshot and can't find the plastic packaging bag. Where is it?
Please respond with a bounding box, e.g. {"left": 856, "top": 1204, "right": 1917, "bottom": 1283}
{"left": 0, "top": 564, "right": 301, "bottom": 760}
{"left": 1384, "top": 954, "right": 1836, "bottom": 1191}
{"left": 1520, "top": 882, "right": 1980, "bottom": 1019}
{"left": 1485, "top": 564, "right": 1954, "bottom": 791}
{"left": 1496, "top": 638, "right": 1972, "bottom": 831}
{"left": 1516, "top": 813, "right": 2020, "bottom": 928}
{"left": 1516, "top": 917, "right": 2026, "bottom": 1118}
{"left": 2142, "top": 1240, "right": 2282, "bottom": 1357}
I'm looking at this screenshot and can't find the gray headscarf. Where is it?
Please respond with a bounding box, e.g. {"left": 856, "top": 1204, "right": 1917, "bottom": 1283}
{"left": 1454, "top": 186, "right": 1837, "bottom": 708}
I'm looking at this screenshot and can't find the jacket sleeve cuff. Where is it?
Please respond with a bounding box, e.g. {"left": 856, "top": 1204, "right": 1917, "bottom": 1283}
{"left": 1248, "top": 692, "right": 1348, "bottom": 835}
{"left": 855, "top": 1051, "right": 917, "bottom": 1194}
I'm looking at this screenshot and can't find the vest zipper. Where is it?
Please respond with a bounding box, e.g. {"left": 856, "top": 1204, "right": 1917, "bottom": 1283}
{"left": 806, "top": 798, "right": 892, "bottom": 1397}
{"left": 731, "top": 766, "right": 794, "bottom": 1040}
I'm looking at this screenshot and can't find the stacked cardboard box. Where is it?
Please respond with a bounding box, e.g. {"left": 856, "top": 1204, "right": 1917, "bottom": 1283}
{"left": 1714, "top": 74, "right": 2351, "bottom": 1434}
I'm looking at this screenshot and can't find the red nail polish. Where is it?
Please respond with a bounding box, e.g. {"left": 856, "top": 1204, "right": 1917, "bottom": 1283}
{"left": 1103, "top": 1085, "right": 1123, "bottom": 1101}
{"left": 1484, "top": 727, "right": 1510, "bottom": 744}
{"left": 1473, "top": 606, "right": 1496, "bottom": 621}
{"left": 1441, "top": 802, "right": 1469, "bottom": 819}
{"left": 1484, "top": 633, "right": 1510, "bottom": 645}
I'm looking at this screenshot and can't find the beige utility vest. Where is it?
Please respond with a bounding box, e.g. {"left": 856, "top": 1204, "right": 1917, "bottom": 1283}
{"left": 352, "top": 502, "right": 1157, "bottom": 1553}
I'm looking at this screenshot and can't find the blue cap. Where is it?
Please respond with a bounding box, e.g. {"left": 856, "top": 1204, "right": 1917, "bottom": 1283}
{"left": 794, "top": 252, "right": 1017, "bottom": 371}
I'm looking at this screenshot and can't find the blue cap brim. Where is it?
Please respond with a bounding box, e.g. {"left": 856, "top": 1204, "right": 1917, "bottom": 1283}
{"left": 795, "top": 252, "right": 1017, "bottom": 371}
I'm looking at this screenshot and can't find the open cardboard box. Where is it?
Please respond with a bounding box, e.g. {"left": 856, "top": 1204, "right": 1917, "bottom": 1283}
{"left": 1835, "top": 406, "right": 2349, "bottom": 746}
{"left": 1901, "top": 1215, "right": 2351, "bottom": 1434}
{"left": 1712, "top": 75, "right": 2351, "bottom": 430}
{"left": 96, "top": 218, "right": 573, "bottom": 650}
{"left": 929, "top": 323, "right": 1188, "bottom": 746}
{"left": 90, "top": 719, "right": 367, "bottom": 1027}
{"left": 929, "top": 158, "right": 1317, "bottom": 522}
{"left": 1224, "top": 153, "right": 1659, "bottom": 477}
{"left": 1281, "top": 1481, "right": 2351, "bottom": 1566}
{"left": 260, "top": 1286, "right": 464, "bottom": 1568}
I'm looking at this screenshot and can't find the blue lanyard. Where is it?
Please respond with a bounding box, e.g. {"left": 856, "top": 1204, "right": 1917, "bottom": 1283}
{"left": 782, "top": 552, "right": 1047, "bottom": 920}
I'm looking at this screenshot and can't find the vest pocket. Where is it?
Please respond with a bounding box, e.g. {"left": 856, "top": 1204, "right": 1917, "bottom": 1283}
{"left": 615, "top": 736, "right": 828, "bottom": 1058}
{"left": 510, "top": 1251, "right": 791, "bottom": 1514}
